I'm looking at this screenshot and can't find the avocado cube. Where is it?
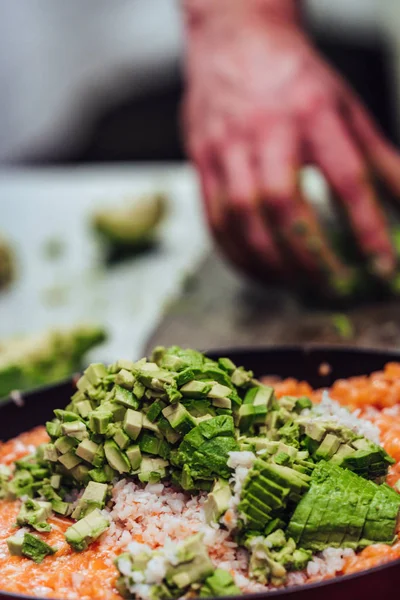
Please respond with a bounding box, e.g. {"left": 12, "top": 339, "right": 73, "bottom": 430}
{"left": 89, "top": 410, "right": 113, "bottom": 435}
{"left": 72, "top": 481, "right": 108, "bottom": 519}
{"left": 7, "top": 535, "right": 24, "bottom": 557}
{"left": 43, "top": 443, "right": 59, "bottom": 462}
{"left": 76, "top": 439, "right": 100, "bottom": 464}
{"left": 115, "top": 369, "right": 135, "bottom": 390}
{"left": 62, "top": 421, "right": 88, "bottom": 441}
{"left": 50, "top": 474, "right": 61, "bottom": 489}
{"left": 162, "top": 403, "right": 196, "bottom": 435}
{"left": 218, "top": 357, "right": 236, "bottom": 374}
{"left": 58, "top": 450, "right": 82, "bottom": 470}
{"left": 46, "top": 420, "right": 62, "bottom": 438}
{"left": 123, "top": 409, "right": 143, "bottom": 440}
{"left": 104, "top": 440, "right": 131, "bottom": 474}
{"left": 180, "top": 380, "right": 212, "bottom": 398}
{"left": 212, "top": 397, "right": 232, "bottom": 409}
{"left": 65, "top": 509, "right": 109, "bottom": 551}
{"left": 139, "top": 432, "right": 162, "bottom": 456}
{"left": 54, "top": 436, "right": 77, "bottom": 455}
{"left": 204, "top": 479, "right": 232, "bottom": 523}
{"left": 146, "top": 399, "right": 166, "bottom": 423}
{"left": 113, "top": 428, "right": 130, "bottom": 450}
{"left": 304, "top": 422, "right": 326, "bottom": 442}
{"left": 75, "top": 400, "right": 93, "bottom": 419}
{"left": 315, "top": 434, "right": 341, "bottom": 460}
{"left": 138, "top": 457, "right": 169, "bottom": 483}
{"left": 21, "top": 533, "right": 56, "bottom": 563}
{"left": 142, "top": 415, "right": 161, "bottom": 434}
{"left": 126, "top": 445, "right": 142, "bottom": 470}
{"left": 83, "top": 363, "right": 108, "bottom": 387}
{"left": 113, "top": 385, "right": 138, "bottom": 409}
{"left": 70, "top": 464, "right": 91, "bottom": 483}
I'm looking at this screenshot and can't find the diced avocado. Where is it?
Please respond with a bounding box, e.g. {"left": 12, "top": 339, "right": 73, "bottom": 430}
{"left": 295, "top": 397, "right": 312, "bottom": 412}
{"left": 180, "top": 381, "right": 212, "bottom": 398}
{"left": 113, "top": 385, "right": 138, "bottom": 409}
{"left": 54, "top": 436, "right": 77, "bottom": 455}
{"left": 89, "top": 409, "right": 113, "bottom": 434}
{"left": 244, "top": 385, "right": 274, "bottom": 407}
{"left": 52, "top": 500, "right": 71, "bottom": 516}
{"left": 72, "top": 481, "right": 108, "bottom": 519}
{"left": 142, "top": 415, "right": 161, "bottom": 434}
{"left": 138, "top": 457, "right": 169, "bottom": 483}
{"left": 315, "top": 433, "right": 341, "bottom": 460}
{"left": 84, "top": 363, "right": 108, "bottom": 387}
{"left": 104, "top": 440, "right": 131, "bottom": 474}
{"left": 58, "top": 450, "right": 82, "bottom": 470}
{"left": 126, "top": 445, "right": 142, "bottom": 470}
{"left": 89, "top": 465, "right": 116, "bottom": 483}
{"left": 76, "top": 439, "right": 100, "bottom": 464}
{"left": 166, "top": 533, "right": 214, "bottom": 589}
{"left": 17, "top": 499, "right": 53, "bottom": 532}
{"left": 212, "top": 397, "right": 232, "bottom": 409}
{"left": 43, "top": 443, "right": 59, "bottom": 462}
{"left": 146, "top": 399, "right": 166, "bottom": 423}
{"left": 46, "top": 420, "right": 62, "bottom": 438}
{"left": 115, "top": 369, "right": 135, "bottom": 390}
{"left": 70, "top": 464, "right": 91, "bottom": 483}
{"left": 231, "top": 367, "right": 253, "bottom": 387}
{"left": 303, "top": 421, "right": 326, "bottom": 442}
{"left": 162, "top": 403, "right": 197, "bottom": 435}
{"left": 50, "top": 474, "right": 61, "bottom": 489}
{"left": 123, "top": 409, "right": 143, "bottom": 440}
{"left": 200, "top": 568, "right": 241, "bottom": 598}
{"left": 75, "top": 400, "right": 93, "bottom": 419}
{"left": 218, "top": 357, "right": 236, "bottom": 374}
{"left": 113, "top": 427, "right": 130, "bottom": 450}
{"left": 204, "top": 479, "right": 232, "bottom": 523}
{"left": 62, "top": 421, "right": 88, "bottom": 441}
{"left": 54, "top": 409, "right": 81, "bottom": 423}
{"left": 21, "top": 533, "right": 56, "bottom": 563}
{"left": 7, "top": 535, "right": 24, "bottom": 557}
{"left": 329, "top": 444, "right": 355, "bottom": 465}
{"left": 65, "top": 508, "right": 109, "bottom": 551}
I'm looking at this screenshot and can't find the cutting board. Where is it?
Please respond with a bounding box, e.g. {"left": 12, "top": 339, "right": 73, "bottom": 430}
{"left": 145, "top": 251, "right": 400, "bottom": 354}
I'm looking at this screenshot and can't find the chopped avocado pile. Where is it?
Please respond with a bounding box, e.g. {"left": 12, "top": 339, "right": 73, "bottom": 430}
{"left": 115, "top": 533, "right": 240, "bottom": 599}
{"left": 92, "top": 193, "right": 167, "bottom": 250}
{"left": 2, "top": 345, "right": 400, "bottom": 593}
{"left": 0, "top": 324, "right": 106, "bottom": 399}
{"left": 7, "top": 532, "right": 56, "bottom": 563}
{"left": 287, "top": 461, "right": 400, "bottom": 551}
{"left": 245, "top": 529, "right": 311, "bottom": 586}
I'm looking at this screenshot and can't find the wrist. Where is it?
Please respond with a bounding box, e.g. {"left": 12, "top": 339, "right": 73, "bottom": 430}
{"left": 183, "top": 0, "right": 302, "bottom": 32}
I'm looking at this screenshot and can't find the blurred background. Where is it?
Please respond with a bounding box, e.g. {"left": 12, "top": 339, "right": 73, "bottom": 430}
{"left": 2, "top": 0, "right": 400, "bottom": 397}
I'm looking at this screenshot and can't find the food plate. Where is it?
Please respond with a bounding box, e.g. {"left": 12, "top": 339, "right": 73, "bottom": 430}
{"left": 1, "top": 345, "right": 400, "bottom": 600}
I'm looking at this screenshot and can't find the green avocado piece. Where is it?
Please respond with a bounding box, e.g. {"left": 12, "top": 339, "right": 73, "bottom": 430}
{"left": 72, "top": 481, "right": 108, "bottom": 519}
{"left": 314, "top": 433, "right": 341, "bottom": 460}
{"left": 54, "top": 436, "right": 77, "bottom": 455}
{"left": 126, "top": 445, "right": 142, "bottom": 470}
{"left": 58, "top": 450, "right": 82, "bottom": 470}
{"left": 113, "top": 385, "right": 138, "bottom": 409}
{"left": 123, "top": 409, "right": 143, "bottom": 440}
{"left": 162, "top": 403, "right": 197, "bottom": 435}
{"left": 17, "top": 499, "right": 53, "bottom": 532}
{"left": 115, "top": 369, "right": 135, "bottom": 390}
{"left": 7, "top": 535, "right": 24, "bottom": 557}
{"left": 65, "top": 508, "right": 109, "bottom": 551}
{"left": 19, "top": 533, "right": 56, "bottom": 563}
{"left": 204, "top": 479, "right": 232, "bottom": 523}
{"left": 146, "top": 399, "right": 166, "bottom": 423}
{"left": 180, "top": 380, "right": 212, "bottom": 398}
{"left": 138, "top": 457, "right": 169, "bottom": 483}
{"left": 89, "top": 410, "right": 113, "bottom": 435}
{"left": 166, "top": 533, "right": 214, "bottom": 589}
{"left": 76, "top": 439, "right": 100, "bottom": 464}
{"left": 75, "top": 400, "right": 93, "bottom": 419}
{"left": 43, "top": 443, "right": 59, "bottom": 462}
{"left": 200, "top": 569, "right": 241, "bottom": 597}
{"left": 113, "top": 427, "right": 131, "bottom": 451}
{"left": 104, "top": 440, "right": 131, "bottom": 474}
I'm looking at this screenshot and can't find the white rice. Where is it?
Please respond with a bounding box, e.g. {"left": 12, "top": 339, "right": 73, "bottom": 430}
{"left": 302, "top": 391, "right": 381, "bottom": 445}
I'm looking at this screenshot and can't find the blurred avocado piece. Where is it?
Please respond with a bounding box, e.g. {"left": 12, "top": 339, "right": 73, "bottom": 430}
{"left": 0, "top": 235, "right": 15, "bottom": 291}
{"left": 92, "top": 193, "right": 167, "bottom": 251}
{"left": 0, "top": 324, "right": 106, "bottom": 399}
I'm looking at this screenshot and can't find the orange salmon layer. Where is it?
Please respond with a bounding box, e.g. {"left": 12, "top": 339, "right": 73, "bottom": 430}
{"left": 2, "top": 364, "right": 400, "bottom": 597}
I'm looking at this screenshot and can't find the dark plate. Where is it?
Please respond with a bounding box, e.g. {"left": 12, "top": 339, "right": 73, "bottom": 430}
{"left": 1, "top": 345, "right": 400, "bottom": 600}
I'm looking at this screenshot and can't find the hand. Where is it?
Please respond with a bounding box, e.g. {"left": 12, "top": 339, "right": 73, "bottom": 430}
{"left": 183, "top": 1, "right": 400, "bottom": 294}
